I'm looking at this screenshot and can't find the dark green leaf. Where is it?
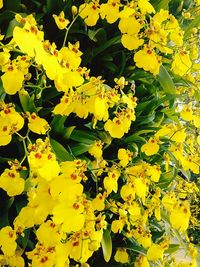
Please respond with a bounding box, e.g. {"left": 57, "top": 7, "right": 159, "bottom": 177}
{"left": 184, "top": 15, "right": 200, "bottom": 39}
{"left": 50, "top": 138, "right": 74, "bottom": 161}
{"left": 70, "top": 143, "right": 90, "bottom": 156}
{"left": 51, "top": 115, "right": 67, "bottom": 135}
{"left": 154, "top": 0, "right": 169, "bottom": 11}
{"left": 157, "top": 65, "right": 176, "bottom": 95}
{"left": 124, "top": 134, "right": 146, "bottom": 144}
{"left": 18, "top": 91, "right": 37, "bottom": 113}
{"left": 93, "top": 36, "right": 121, "bottom": 56}
{"left": 6, "top": 18, "right": 21, "bottom": 39}
{"left": 63, "top": 126, "right": 76, "bottom": 139}
{"left": 88, "top": 28, "right": 105, "bottom": 42}
{"left": 46, "top": 0, "right": 64, "bottom": 13}
{"left": 70, "top": 129, "right": 98, "bottom": 144}
{"left": 0, "top": 156, "right": 12, "bottom": 163}
{"left": 5, "top": 0, "right": 22, "bottom": 12}
{"left": 0, "top": 79, "right": 6, "bottom": 101}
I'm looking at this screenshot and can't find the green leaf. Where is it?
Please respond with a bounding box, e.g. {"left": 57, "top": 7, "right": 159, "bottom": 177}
{"left": 50, "top": 138, "right": 74, "bottom": 161}
{"left": 93, "top": 36, "right": 121, "bottom": 56}
{"left": 124, "top": 134, "right": 146, "bottom": 144}
{"left": 169, "top": 0, "right": 183, "bottom": 14}
{"left": 0, "top": 79, "right": 6, "bottom": 101}
{"left": 18, "top": 91, "right": 37, "bottom": 113}
{"left": 118, "top": 51, "right": 126, "bottom": 76}
{"left": 136, "top": 113, "right": 155, "bottom": 125}
{"left": 157, "top": 65, "right": 176, "bottom": 95}
{"left": 88, "top": 28, "right": 105, "bottom": 42}
{"left": 0, "top": 156, "right": 13, "bottom": 163}
{"left": 70, "top": 143, "right": 90, "bottom": 156}
{"left": 184, "top": 15, "right": 200, "bottom": 39}
{"left": 46, "top": 0, "right": 64, "bottom": 13}
{"left": 63, "top": 126, "right": 76, "bottom": 139}
{"left": 0, "top": 197, "right": 14, "bottom": 228}
{"left": 51, "top": 115, "right": 67, "bottom": 135}
{"left": 6, "top": 18, "right": 21, "bottom": 38}
{"left": 98, "top": 131, "right": 111, "bottom": 145}
{"left": 5, "top": 0, "right": 22, "bottom": 12}
{"left": 70, "top": 129, "right": 98, "bottom": 144}
{"left": 105, "top": 62, "right": 118, "bottom": 73}
{"left": 125, "top": 238, "right": 146, "bottom": 255}
{"left": 165, "top": 244, "right": 180, "bottom": 254}
{"left": 101, "top": 229, "right": 112, "bottom": 263}
{"left": 151, "top": 0, "right": 170, "bottom": 11}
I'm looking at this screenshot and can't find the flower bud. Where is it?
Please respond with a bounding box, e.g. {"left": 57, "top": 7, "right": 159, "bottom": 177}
{"left": 72, "top": 5, "right": 78, "bottom": 16}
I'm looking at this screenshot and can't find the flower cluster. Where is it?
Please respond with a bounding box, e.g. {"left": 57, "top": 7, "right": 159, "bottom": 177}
{"left": 0, "top": 0, "right": 199, "bottom": 266}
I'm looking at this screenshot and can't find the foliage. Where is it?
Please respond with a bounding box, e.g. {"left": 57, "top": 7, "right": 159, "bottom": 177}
{"left": 0, "top": 0, "right": 200, "bottom": 266}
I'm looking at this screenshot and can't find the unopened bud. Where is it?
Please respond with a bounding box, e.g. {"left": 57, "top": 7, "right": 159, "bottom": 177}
{"left": 182, "top": 12, "right": 191, "bottom": 19}
{"left": 192, "top": 27, "right": 198, "bottom": 34}
{"left": 72, "top": 5, "right": 78, "bottom": 16}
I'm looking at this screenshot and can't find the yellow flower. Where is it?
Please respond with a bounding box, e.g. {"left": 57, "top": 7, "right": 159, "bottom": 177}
{"left": 114, "top": 76, "right": 128, "bottom": 89}
{"left": 13, "top": 23, "right": 44, "bottom": 58}
{"left": 121, "top": 34, "right": 144, "bottom": 50}
{"left": 146, "top": 165, "right": 161, "bottom": 182}
{"left": 88, "top": 141, "right": 103, "bottom": 159}
{"left": 120, "top": 183, "right": 136, "bottom": 201}
{"left": 93, "top": 96, "right": 109, "bottom": 121}
{"left": 52, "top": 201, "right": 85, "bottom": 233}
{"left": 114, "top": 248, "right": 129, "bottom": 263}
{"left": 0, "top": 167, "right": 25, "bottom": 197}
{"left": 137, "top": 0, "right": 155, "bottom": 14}
{"left": 133, "top": 228, "right": 152, "bottom": 248}
{"left": 134, "top": 46, "right": 162, "bottom": 75}
{"left": 27, "top": 112, "right": 49, "bottom": 134}
{"left": 169, "top": 201, "right": 191, "bottom": 232}
{"left": 134, "top": 177, "right": 148, "bottom": 203}
{"left": 147, "top": 244, "right": 164, "bottom": 261}
{"left": 193, "top": 114, "right": 200, "bottom": 128}
{"left": 180, "top": 106, "right": 194, "bottom": 121}
{"left": 0, "top": 117, "right": 12, "bottom": 146}
{"left": 100, "top": 0, "right": 120, "bottom": 24}
{"left": 53, "top": 11, "right": 70, "bottom": 30}
{"left": 119, "top": 16, "right": 144, "bottom": 50}
{"left": 171, "top": 50, "right": 192, "bottom": 76}
{"left": 0, "top": 227, "right": 17, "bottom": 256}
{"left": 1, "top": 66, "right": 24, "bottom": 95}
{"left": 103, "top": 169, "right": 120, "bottom": 194}
{"left": 104, "top": 117, "right": 125, "bottom": 138}
{"left": 0, "top": 0, "right": 3, "bottom": 9}
{"left": 119, "top": 16, "right": 142, "bottom": 35}
{"left": 0, "top": 49, "right": 10, "bottom": 66}
{"left": 55, "top": 69, "right": 84, "bottom": 92}
{"left": 79, "top": 1, "right": 100, "bottom": 26}
{"left": 162, "top": 192, "right": 177, "bottom": 212}
{"left": 60, "top": 42, "right": 82, "bottom": 69}
{"left": 141, "top": 138, "right": 159, "bottom": 156}
{"left": 128, "top": 201, "right": 141, "bottom": 222}
{"left": 36, "top": 220, "right": 61, "bottom": 247}
{"left": 111, "top": 219, "right": 124, "bottom": 233}
{"left": 171, "top": 128, "right": 186, "bottom": 143}
{"left": 118, "top": 148, "right": 132, "bottom": 167}
{"left": 0, "top": 103, "right": 24, "bottom": 146}
{"left": 0, "top": 255, "right": 24, "bottom": 267}
{"left": 135, "top": 255, "right": 150, "bottom": 267}
{"left": 28, "top": 138, "right": 60, "bottom": 181}
{"left": 92, "top": 193, "right": 105, "bottom": 211}
{"left": 104, "top": 109, "right": 135, "bottom": 138}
